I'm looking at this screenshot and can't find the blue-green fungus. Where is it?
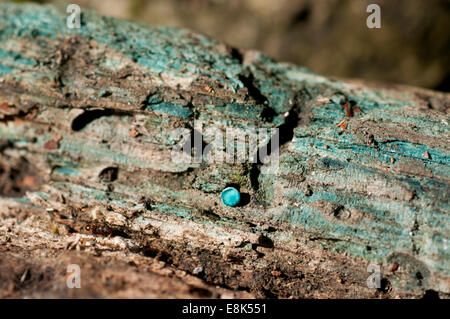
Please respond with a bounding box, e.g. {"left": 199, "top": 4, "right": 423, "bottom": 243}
{"left": 220, "top": 187, "right": 240, "bottom": 207}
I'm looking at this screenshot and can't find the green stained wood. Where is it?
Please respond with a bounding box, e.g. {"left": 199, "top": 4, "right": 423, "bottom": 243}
{"left": 0, "top": 3, "right": 449, "bottom": 298}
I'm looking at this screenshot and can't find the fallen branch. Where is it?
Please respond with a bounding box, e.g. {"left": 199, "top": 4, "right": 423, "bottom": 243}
{"left": 0, "top": 3, "right": 449, "bottom": 298}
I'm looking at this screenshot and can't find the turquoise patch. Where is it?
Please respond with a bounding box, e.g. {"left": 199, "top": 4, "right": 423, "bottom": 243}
{"left": 220, "top": 187, "right": 240, "bottom": 207}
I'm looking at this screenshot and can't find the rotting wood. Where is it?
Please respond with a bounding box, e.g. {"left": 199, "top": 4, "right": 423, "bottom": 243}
{"left": 0, "top": 3, "right": 449, "bottom": 298}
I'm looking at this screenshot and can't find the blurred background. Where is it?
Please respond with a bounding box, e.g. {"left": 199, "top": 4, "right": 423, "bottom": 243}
{"left": 9, "top": 0, "right": 450, "bottom": 91}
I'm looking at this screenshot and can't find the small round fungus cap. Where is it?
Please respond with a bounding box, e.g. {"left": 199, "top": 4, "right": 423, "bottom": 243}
{"left": 220, "top": 187, "right": 240, "bottom": 207}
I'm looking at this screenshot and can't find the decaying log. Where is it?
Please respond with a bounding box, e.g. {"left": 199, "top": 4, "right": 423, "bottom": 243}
{"left": 0, "top": 3, "right": 449, "bottom": 298}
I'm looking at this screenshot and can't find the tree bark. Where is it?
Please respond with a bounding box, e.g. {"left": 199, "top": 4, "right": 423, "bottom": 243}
{"left": 0, "top": 3, "right": 449, "bottom": 298}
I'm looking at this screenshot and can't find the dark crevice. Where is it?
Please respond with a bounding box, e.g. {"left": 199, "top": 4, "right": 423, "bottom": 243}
{"left": 236, "top": 192, "right": 250, "bottom": 207}
{"left": 71, "top": 108, "right": 137, "bottom": 131}
{"left": 250, "top": 106, "right": 300, "bottom": 191}
{"left": 260, "top": 106, "right": 276, "bottom": 122}
{"left": 0, "top": 139, "right": 12, "bottom": 153}
{"left": 415, "top": 271, "right": 423, "bottom": 286}
{"left": 0, "top": 105, "right": 40, "bottom": 123}
{"left": 238, "top": 73, "right": 268, "bottom": 106}
{"left": 249, "top": 163, "right": 261, "bottom": 191}
{"left": 411, "top": 216, "right": 420, "bottom": 255}
{"left": 333, "top": 205, "right": 345, "bottom": 218}
{"left": 229, "top": 47, "right": 243, "bottom": 64}
{"left": 260, "top": 107, "right": 299, "bottom": 161}
{"left": 200, "top": 209, "right": 221, "bottom": 221}
{"left": 377, "top": 278, "right": 390, "bottom": 293}
{"left": 98, "top": 167, "right": 118, "bottom": 182}
{"left": 183, "top": 129, "right": 208, "bottom": 162}
{"left": 188, "top": 286, "right": 213, "bottom": 298}
{"left": 71, "top": 109, "right": 113, "bottom": 131}
{"left": 0, "top": 112, "right": 27, "bottom": 123}
{"left": 257, "top": 234, "right": 274, "bottom": 248}
{"left": 140, "top": 88, "right": 159, "bottom": 109}
{"left": 261, "top": 288, "right": 278, "bottom": 299}
{"left": 141, "top": 247, "right": 172, "bottom": 263}
{"left": 423, "top": 289, "right": 440, "bottom": 299}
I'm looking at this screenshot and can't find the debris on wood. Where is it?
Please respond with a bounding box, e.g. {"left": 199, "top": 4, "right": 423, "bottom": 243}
{"left": 129, "top": 127, "right": 140, "bottom": 138}
{"left": 342, "top": 101, "right": 353, "bottom": 117}
{"left": 336, "top": 119, "right": 347, "bottom": 130}
{"left": 316, "top": 97, "right": 330, "bottom": 105}
{"left": 43, "top": 139, "right": 59, "bottom": 150}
